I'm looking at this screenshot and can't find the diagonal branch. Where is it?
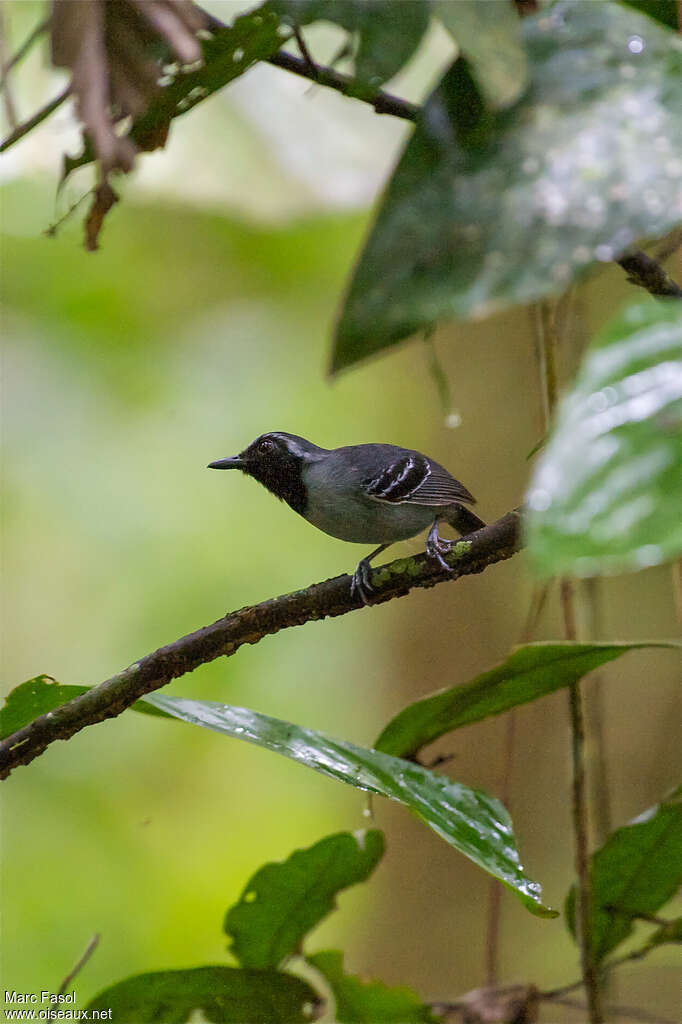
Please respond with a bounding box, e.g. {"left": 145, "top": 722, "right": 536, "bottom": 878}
{"left": 616, "top": 248, "right": 682, "bottom": 298}
{"left": 0, "top": 510, "right": 521, "bottom": 780}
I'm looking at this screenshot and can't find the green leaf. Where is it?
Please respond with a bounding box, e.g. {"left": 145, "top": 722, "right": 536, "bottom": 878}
{"left": 566, "top": 787, "right": 682, "bottom": 962}
{"left": 0, "top": 676, "right": 167, "bottom": 740}
{"left": 435, "top": 0, "right": 528, "bottom": 108}
{"left": 620, "top": 0, "right": 679, "bottom": 30}
{"left": 526, "top": 300, "right": 682, "bottom": 577}
{"left": 331, "top": 1, "right": 682, "bottom": 371}
{"left": 86, "top": 966, "right": 319, "bottom": 1023}
{"left": 308, "top": 950, "right": 436, "bottom": 1023}
{"left": 374, "top": 642, "right": 680, "bottom": 760}
{"left": 63, "top": 5, "right": 286, "bottom": 180}
{"left": 142, "top": 694, "right": 556, "bottom": 918}
{"left": 269, "top": 1, "right": 430, "bottom": 85}
{"left": 0, "top": 676, "right": 88, "bottom": 739}
{"left": 225, "top": 831, "right": 385, "bottom": 969}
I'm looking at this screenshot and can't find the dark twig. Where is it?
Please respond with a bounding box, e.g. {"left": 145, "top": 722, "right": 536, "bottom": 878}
{"left": 0, "top": 14, "right": 50, "bottom": 87}
{"left": 200, "top": 4, "right": 419, "bottom": 121}
{"left": 58, "top": 934, "right": 100, "bottom": 996}
{"left": 0, "top": 83, "right": 70, "bottom": 153}
{"left": 292, "top": 25, "right": 317, "bottom": 78}
{"left": 267, "top": 49, "right": 419, "bottom": 120}
{"left": 617, "top": 248, "right": 682, "bottom": 298}
{"left": 0, "top": 6, "right": 19, "bottom": 129}
{"left": 44, "top": 187, "right": 95, "bottom": 238}
{"left": 0, "top": 511, "right": 522, "bottom": 780}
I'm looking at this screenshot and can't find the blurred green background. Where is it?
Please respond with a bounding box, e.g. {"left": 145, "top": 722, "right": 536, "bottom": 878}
{"left": 1, "top": 3, "right": 680, "bottom": 1021}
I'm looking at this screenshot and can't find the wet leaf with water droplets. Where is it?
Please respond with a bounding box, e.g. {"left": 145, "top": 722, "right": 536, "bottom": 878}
{"left": 142, "top": 694, "right": 556, "bottom": 917}
{"left": 224, "top": 830, "right": 385, "bottom": 968}
{"left": 526, "top": 300, "right": 682, "bottom": 577}
{"left": 332, "top": 0, "right": 682, "bottom": 371}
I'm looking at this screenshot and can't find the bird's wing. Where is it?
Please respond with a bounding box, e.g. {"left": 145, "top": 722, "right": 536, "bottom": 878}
{"left": 364, "top": 452, "right": 475, "bottom": 506}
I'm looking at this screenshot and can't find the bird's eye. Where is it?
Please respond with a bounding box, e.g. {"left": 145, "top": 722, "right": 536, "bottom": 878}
{"left": 258, "top": 437, "right": 274, "bottom": 454}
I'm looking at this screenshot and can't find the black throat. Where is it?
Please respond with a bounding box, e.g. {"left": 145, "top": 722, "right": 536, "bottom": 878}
{"left": 245, "top": 456, "right": 308, "bottom": 516}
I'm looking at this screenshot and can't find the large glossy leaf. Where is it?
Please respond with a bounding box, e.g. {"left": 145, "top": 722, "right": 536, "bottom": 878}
{"left": 225, "top": 831, "right": 385, "bottom": 969}
{"left": 268, "top": 1, "right": 430, "bottom": 86}
{"left": 143, "top": 694, "right": 556, "bottom": 917}
{"left": 86, "top": 966, "right": 319, "bottom": 1023}
{"left": 332, "top": 1, "right": 682, "bottom": 371}
{"left": 374, "top": 642, "right": 679, "bottom": 760}
{"left": 526, "top": 300, "right": 682, "bottom": 577}
{"left": 435, "top": 0, "right": 527, "bottom": 109}
{"left": 308, "top": 950, "right": 435, "bottom": 1023}
{"left": 565, "top": 787, "right": 682, "bottom": 962}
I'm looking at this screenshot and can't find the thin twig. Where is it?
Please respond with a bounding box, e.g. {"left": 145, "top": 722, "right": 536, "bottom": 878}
{"left": 484, "top": 582, "right": 550, "bottom": 984}
{"left": 0, "top": 6, "right": 19, "bottom": 129}
{"left": 0, "top": 14, "right": 50, "bottom": 87}
{"left": 292, "top": 25, "right": 317, "bottom": 78}
{"left": 58, "top": 934, "right": 100, "bottom": 995}
{"left": 44, "top": 187, "right": 95, "bottom": 238}
{"left": 267, "top": 49, "right": 419, "bottom": 119}
{"left": 200, "top": 3, "right": 418, "bottom": 120}
{"left": 0, "top": 84, "right": 70, "bottom": 153}
{"left": 0, "top": 511, "right": 522, "bottom": 780}
{"left": 582, "top": 577, "right": 612, "bottom": 846}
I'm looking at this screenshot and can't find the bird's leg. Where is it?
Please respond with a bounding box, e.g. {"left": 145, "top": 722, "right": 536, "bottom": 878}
{"left": 351, "top": 544, "right": 390, "bottom": 605}
{"left": 426, "top": 518, "right": 454, "bottom": 573}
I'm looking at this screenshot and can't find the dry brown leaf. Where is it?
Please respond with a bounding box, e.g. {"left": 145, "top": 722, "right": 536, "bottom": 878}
{"left": 84, "top": 181, "right": 119, "bottom": 251}
{"left": 51, "top": 0, "right": 207, "bottom": 178}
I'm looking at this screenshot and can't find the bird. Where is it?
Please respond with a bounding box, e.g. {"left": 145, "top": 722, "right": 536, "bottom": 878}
{"left": 208, "top": 432, "right": 485, "bottom": 604}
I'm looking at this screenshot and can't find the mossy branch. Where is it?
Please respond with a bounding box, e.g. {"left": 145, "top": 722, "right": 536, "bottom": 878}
{"left": 0, "top": 511, "right": 521, "bottom": 780}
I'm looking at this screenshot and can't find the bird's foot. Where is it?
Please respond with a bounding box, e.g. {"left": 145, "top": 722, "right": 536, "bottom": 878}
{"left": 426, "top": 523, "right": 454, "bottom": 573}
{"left": 350, "top": 559, "right": 375, "bottom": 605}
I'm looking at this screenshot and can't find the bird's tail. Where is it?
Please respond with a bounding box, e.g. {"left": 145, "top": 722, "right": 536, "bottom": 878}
{"left": 445, "top": 504, "right": 487, "bottom": 536}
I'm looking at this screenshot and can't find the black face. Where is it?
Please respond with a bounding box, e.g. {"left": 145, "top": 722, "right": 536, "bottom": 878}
{"left": 237, "top": 433, "right": 308, "bottom": 515}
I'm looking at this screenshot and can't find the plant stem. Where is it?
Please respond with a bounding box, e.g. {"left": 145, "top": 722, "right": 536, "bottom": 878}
{"left": 0, "top": 83, "right": 70, "bottom": 153}
{"left": 539, "top": 301, "right": 604, "bottom": 1023}
{"left": 0, "top": 14, "right": 50, "bottom": 87}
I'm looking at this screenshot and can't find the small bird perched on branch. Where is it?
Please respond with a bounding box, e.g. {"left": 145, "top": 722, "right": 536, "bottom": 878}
{"left": 208, "top": 432, "right": 485, "bottom": 604}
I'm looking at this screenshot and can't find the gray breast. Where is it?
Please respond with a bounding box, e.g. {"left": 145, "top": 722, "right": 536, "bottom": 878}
{"left": 302, "top": 457, "right": 436, "bottom": 544}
